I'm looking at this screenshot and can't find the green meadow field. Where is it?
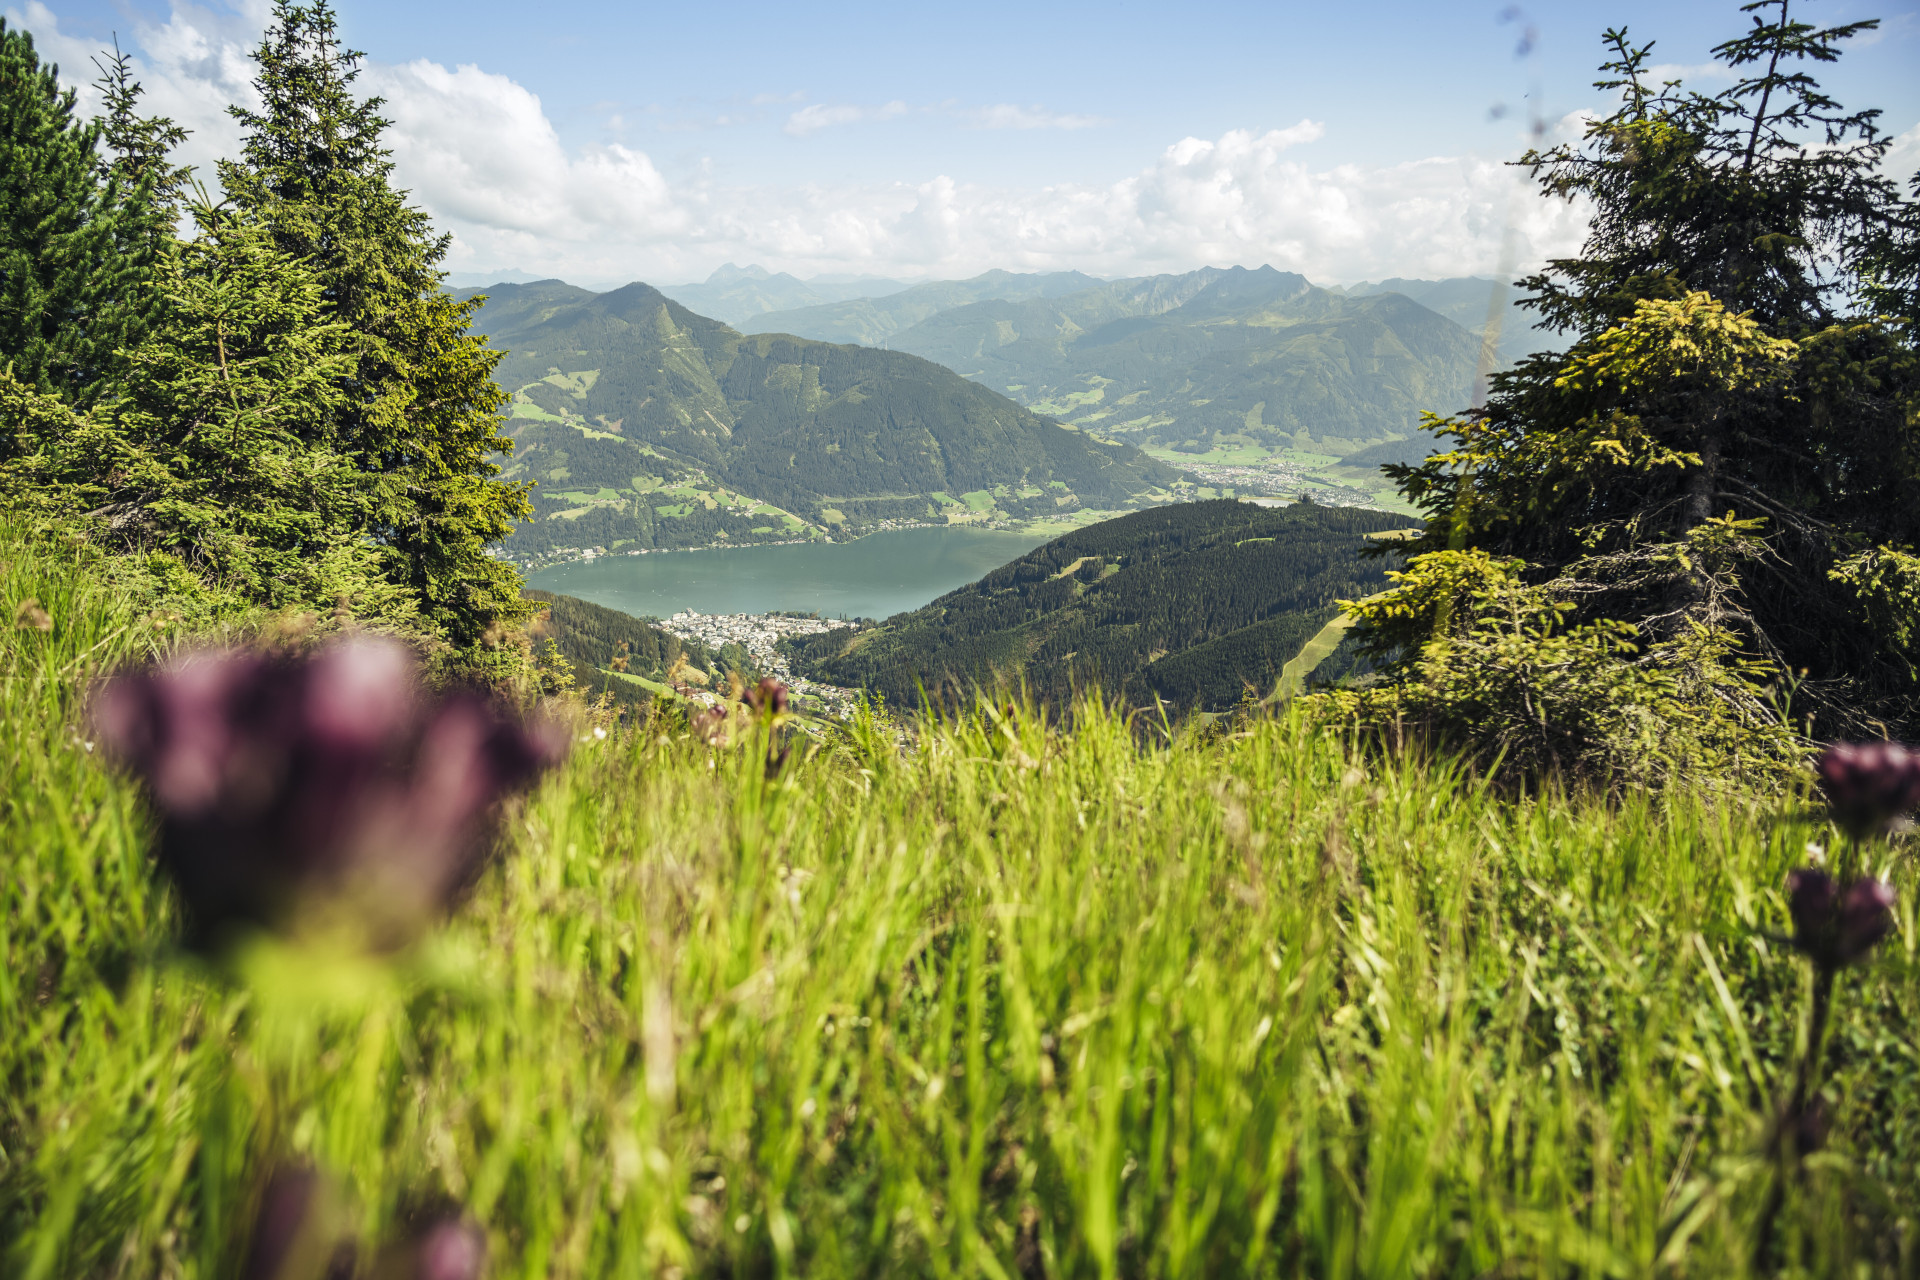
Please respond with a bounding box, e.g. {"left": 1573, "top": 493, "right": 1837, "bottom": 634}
{"left": 4, "top": 524, "right": 1918, "bottom": 1279}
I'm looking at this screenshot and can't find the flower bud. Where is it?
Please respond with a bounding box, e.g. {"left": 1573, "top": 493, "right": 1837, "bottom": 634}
{"left": 1815, "top": 742, "right": 1920, "bottom": 837}
{"left": 1786, "top": 868, "right": 1898, "bottom": 969}
{"left": 93, "top": 639, "right": 567, "bottom": 950}
{"left": 371, "top": 1215, "right": 487, "bottom": 1280}
{"left": 744, "top": 677, "right": 790, "bottom": 717}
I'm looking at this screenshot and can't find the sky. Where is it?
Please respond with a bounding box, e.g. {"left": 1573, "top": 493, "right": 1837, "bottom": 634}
{"left": 10, "top": 0, "right": 1920, "bottom": 289}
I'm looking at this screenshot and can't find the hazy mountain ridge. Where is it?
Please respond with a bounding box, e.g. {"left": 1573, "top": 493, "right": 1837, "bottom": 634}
{"left": 454, "top": 281, "right": 1184, "bottom": 558}
{"left": 656, "top": 263, "right": 910, "bottom": 326}
{"left": 785, "top": 499, "right": 1415, "bottom": 711}
{"left": 739, "top": 269, "right": 1109, "bottom": 346}
{"left": 882, "top": 266, "right": 1481, "bottom": 463}
{"left": 1335, "top": 276, "right": 1564, "bottom": 370}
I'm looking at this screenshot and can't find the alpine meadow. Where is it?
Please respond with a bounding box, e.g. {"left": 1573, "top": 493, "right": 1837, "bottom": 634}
{"left": 3, "top": 2, "right": 1920, "bottom": 1279}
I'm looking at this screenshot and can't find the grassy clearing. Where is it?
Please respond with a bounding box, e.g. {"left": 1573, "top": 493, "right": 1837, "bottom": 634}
{"left": 1277, "top": 616, "right": 1354, "bottom": 699}
{"left": 3, "top": 526, "right": 1919, "bottom": 1278}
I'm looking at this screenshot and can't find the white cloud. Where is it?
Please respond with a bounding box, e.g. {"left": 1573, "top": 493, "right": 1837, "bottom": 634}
{"left": 6, "top": 5, "right": 1592, "bottom": 290}
{"left": 784, "top": 100, "right": 907, "bottom": 137}
{"left": 1886, "top": 120, "right": 1920, "bottom": 184}
{"left": 7, "top": 0, "right": 257, "bottom": 182}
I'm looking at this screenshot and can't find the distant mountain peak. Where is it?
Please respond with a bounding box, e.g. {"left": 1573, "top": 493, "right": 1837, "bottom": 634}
{"left": 707, "top": 262, "right": 775, "bottom": 282}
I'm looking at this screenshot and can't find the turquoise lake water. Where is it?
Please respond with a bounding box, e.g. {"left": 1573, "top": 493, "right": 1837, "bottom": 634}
{"left": 526, "top": 527, "right": 1053, "bottom": 621}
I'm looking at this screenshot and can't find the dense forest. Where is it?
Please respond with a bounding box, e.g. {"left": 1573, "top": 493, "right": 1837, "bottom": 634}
{"left": 788, "top": 499, "right": 1415, "bottom": 710}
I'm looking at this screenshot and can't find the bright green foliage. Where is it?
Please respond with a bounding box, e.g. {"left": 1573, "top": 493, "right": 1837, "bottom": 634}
{"left": 5, "top": 202, "right": 420, "bottom": 622}
{"left": 219, "top": 2, "right": 530, "bottom": 646}
{"left": 90, "top": 40, "right": 193, "bottom": 298}
{"left": 5, "top": 525, "right": 1920, "bottom": 1277}
{"left": 0, "top": 20, "right": 155, "bottom": 404}
{"left": 1373, "top": 7, "right": 1920, "bottom": 756}
{"left": 1330, "top": 548, "right": 1798, "bottom": 789}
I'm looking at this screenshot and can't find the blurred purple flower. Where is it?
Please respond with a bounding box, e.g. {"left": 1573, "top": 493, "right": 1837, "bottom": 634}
{"left": 690, "top": 704, "right": 729, "bottom": 745}
{"left": 1786, "top": 868, "right": 1897, "bottom": 970}
{"left": 240, "top": 1164, "right": 355, "bottom": 1280}
{"left": 744, "top": 677, "right": 790, "bottom": 717}
{"left": 1815, "top": 742, "right": 1920, "bottom": 837}
{"left": 93, "top": 638, "right": 567, "bottom": 949}
{"left": 373, "top": 1215, "right": 488, "bottom": 1280}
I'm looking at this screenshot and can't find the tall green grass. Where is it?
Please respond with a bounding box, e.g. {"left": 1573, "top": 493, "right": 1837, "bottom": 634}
{"left": 3, "top": 524, "right": 1917, "bottom": 1278}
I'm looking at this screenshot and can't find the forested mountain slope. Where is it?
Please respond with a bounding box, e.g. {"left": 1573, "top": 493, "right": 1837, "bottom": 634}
{"left": 523, "top": 589, "right": 719, "bottom": 711}
{"left": 1337, "top": 276, "right": 1564, "bottom": 371}
{"left": 884, "top": 265, "right": 1480, "bottom": 466}
{"left": 455, "top": 281, "right": 1182, "bottom": 556}
{"left": 787, "top": 499, "right": 1416, "bottom": 710}
{"left": 739, "top": 269, "right": 1106, "bottom": 346}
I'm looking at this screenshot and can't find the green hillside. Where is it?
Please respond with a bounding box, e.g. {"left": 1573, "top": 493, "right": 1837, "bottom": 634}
{"left": 454, "top": 281, "right": 1184, "bottom": 558}
{"left": 1338, "top": 275, "right": 1565, "bottom": 371}
{"left": 788, "top": 499, "right": 1416, "bottom": 710}
{"left": 523, "top": 589, "right": 719, "bottom": 709}
{"left": 885, "top": 266, "right": 1480, "bottom": 465}
{"left": 739, "top": 269, "right": 1106, "bottom": 346}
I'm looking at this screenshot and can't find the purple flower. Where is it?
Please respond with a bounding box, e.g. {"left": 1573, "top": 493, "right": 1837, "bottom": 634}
{"left": 1815, "top": 742, "right": 1920, "bottom": 837}
{"left": 93, "top": 638, "right": 566, "bottom": 949}
{"left": 240, "top": 1164, "right": 355, "bottom": 1280}
{"left": 690, "top": 704, "right": 729, "bottom": 745}
{"left": 373, "top": 1216, "right": 488, "bottom": 1280}
{"left": 744, "top": 677, "right": 790, "bottom": 717}
{"left": 1786, "top": 868, "right": 1898, "bottom": 969}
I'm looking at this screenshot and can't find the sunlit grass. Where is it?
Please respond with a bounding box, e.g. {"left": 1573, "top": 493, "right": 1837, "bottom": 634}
{"left": 3, "top": 524, "right": 1918, "bottom": 1278}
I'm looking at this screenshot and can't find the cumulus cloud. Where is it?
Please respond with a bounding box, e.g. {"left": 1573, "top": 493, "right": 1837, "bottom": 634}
{"left": 6, "top": 0, "right": 256, "bottom": 179}
{"left": 784, "top": 100, "right": 907, "bottom": 136}
{"left": 9, "top": 3, "right": 1594, "bottom": 289}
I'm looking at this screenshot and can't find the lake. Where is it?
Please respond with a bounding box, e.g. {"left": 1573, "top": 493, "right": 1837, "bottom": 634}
{"left": 526, "top": 527, "right": 1053, "bottom": 621}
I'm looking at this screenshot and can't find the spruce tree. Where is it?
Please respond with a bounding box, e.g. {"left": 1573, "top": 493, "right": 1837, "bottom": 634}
{"left": 218, "top": 1, "right": 529, "bottom": 646}
{"left": 0, "top": 20, "right": 150, "bottom": 404}
{"left": 1364, "top": 1, "right": 1920, "bottom": 751}
{"left": 5, "top": 197, "right": 418, "bottom": 621}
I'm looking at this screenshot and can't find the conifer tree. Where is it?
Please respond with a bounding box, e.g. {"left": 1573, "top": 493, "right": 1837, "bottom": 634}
{"left": 0, "top": 20, "right": 151, "bottom": 403}
{"left": 5, "top": 197, "right": 419, "bottom": 620}
{"left": 218, "top": 2, "right": 529, "bottom": 646}
{"left": 1362, "top": 0, "right": 1920, "bottom": 750}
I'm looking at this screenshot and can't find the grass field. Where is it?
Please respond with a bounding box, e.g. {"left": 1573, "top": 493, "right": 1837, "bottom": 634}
{"left": 4, "top": 524, "right": 1918, "bottom": 1278}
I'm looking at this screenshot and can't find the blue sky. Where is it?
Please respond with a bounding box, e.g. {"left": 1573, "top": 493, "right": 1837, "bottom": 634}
{"left": 12, "top": 0, "right": 1919, "bottom": 286}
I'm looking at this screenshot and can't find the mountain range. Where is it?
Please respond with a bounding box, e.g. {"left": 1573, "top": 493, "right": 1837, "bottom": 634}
{"left": 454, "top": 280, "right": 1184, "bottom": 558}
{"left": 861, "top": 265, "right": 1480, "bottom": 465}
{"left": 784, "top": 499, "right": 1416, "bottom": 711}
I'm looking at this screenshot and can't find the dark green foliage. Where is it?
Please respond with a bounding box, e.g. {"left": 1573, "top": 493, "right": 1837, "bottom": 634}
{"left": 219, "top": 2, "right": 530, "bottom": 645}
{"left": 792, "top": 500, "right": 1413, "bottom": 710}
{"left": 0, "top": 20, "right": 154, "bottom": 404}
{"left": 1368, "top": 4, "right": 1920, "bottom": 760}
{"left": 460, "top": 280, "right": 1179, "bottom": 552}
{"left": 523, "top": 588, "right": 717, "bottom": 711}
{"left": 4, "top": 202, "right": 419, "bottom": 621}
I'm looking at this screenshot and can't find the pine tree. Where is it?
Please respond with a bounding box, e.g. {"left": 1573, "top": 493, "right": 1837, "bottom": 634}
{"left": 5, "top": 197, "right": 419, "bottom": 621}
{"left": 0, "top": 20, "right": 151, "bottom": 404}
{"left": 1365, "top": 1, "right": 1920, "bottom": 750}
{"left": 218, "top": 1, "right": 530, "bottom": 646}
